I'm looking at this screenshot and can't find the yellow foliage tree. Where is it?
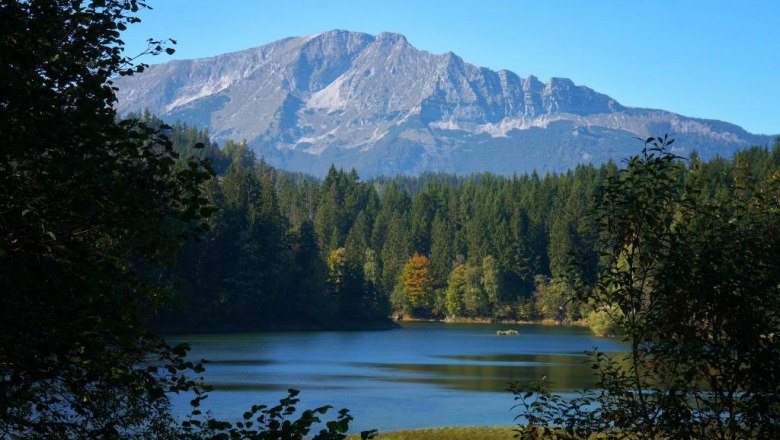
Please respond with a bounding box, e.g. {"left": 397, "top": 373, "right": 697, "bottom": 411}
{"left": 326, "top": 247, "right": 347, "bottom": 296}
{"left": 399, "top": 253, "right": 435, "bottom": 316}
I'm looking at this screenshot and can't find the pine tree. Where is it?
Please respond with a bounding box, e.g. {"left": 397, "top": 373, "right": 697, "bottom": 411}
{"left": 429, "top": 212, "right": 454, "bottom": 287}
{"left": 380, "top": 211, "right": 412, "bottom": 297}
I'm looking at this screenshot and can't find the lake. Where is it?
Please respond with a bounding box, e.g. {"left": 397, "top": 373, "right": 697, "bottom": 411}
{"left": 168, "top": 322, "right": 626, "bottom": 432}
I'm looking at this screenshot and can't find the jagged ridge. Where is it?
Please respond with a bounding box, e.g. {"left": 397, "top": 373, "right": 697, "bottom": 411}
{"left": 114, "top": 30, "right": 772, "bottom": 177}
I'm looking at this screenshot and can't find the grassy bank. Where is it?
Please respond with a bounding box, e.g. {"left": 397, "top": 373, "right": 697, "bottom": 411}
{"left": 349, "top": 426, "right": 515, "bottom": 440}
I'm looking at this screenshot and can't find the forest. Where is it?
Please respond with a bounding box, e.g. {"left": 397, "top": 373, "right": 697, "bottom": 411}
{"left": 2, "top": 1, "right": 778, "bottom": 438}
{"left": 146, "top": 111, "right": 780, "bottom": 335}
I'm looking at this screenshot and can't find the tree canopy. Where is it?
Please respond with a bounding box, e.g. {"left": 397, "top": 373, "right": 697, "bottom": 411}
{"left": 0, "top": 2, "right": 367, "bottom": 438}
{"left": 513, "top": 136, "right": 780, "bottom": 439}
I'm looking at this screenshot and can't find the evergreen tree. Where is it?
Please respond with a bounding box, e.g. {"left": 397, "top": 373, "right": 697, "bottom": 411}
{"left": 410, "top": 192, "right": 436, "bottom": 254}
{"left": 429, "top": 212, "right": 454, "bottom": 287}
{"left": 288, "top": 221, "right": 328, "bottom": 324}
{"left": 380, "top": 211, "right": 412, "bottom": 297}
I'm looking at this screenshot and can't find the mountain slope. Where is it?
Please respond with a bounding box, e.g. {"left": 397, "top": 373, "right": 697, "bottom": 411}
{"left": 114, "top": 30, "right": 773, "bottom": 177}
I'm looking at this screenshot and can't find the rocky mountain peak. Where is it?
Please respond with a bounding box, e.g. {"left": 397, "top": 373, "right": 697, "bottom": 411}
{"left": 113, "top": 30, "right": 772, "bottom": 177}
{"left": 375, "top": 31, "right": 408, "bottom": 45}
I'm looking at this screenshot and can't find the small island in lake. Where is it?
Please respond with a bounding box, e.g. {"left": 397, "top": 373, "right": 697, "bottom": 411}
{"left": 496, "top": 329, "right": 519, "bottom": 336}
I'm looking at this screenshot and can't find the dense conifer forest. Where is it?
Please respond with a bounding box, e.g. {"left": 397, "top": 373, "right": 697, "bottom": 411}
{"left": 5, "top": 2, "right": 776, "bottom": 438}
{"left": 147, "top": 112, "right": 780, "bottom": 333}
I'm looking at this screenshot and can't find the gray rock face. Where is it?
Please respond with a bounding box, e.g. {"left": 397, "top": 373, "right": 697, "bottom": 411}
{"left": 114, "top": 30, "right": 773, "bottom": 177}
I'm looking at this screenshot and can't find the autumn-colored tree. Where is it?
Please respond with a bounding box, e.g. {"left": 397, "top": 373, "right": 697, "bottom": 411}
{"left": 398, "top": 253, "right": 435, "bottom": 317}
{"left": 326, "top": 246, "right": 375, "bottom": 321}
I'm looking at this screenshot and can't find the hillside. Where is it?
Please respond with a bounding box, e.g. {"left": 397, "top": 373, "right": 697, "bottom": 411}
{"left": 114, "top": 30, "right": 773, "bottom": 177}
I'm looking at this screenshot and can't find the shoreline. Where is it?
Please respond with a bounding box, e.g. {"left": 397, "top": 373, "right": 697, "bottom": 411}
{"left": 398, "top": 316, "right": 590, "bottom": 327}
{"left": 156, "top": 318, "right": 400, "bottom": 336}
{"left": 157, "top": 316, "right": 591, "bottom": 336}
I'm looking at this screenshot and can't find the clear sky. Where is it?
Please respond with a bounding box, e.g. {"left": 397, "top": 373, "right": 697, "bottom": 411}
{"left": 122, "top": 0, "right": 779, "bottom": 135}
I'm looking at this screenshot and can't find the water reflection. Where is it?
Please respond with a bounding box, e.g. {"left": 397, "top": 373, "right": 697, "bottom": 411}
{"left": 168, "top": 322, "right": 627, "bottom": 430}
{"left": 360, "top": 352, "right": 599, "bottom": 392}
{"left": 206, "top": 358, "right": 276, "bottom": 366}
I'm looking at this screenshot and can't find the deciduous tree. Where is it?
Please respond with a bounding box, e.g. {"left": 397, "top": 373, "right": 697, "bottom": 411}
{"left": 398, "top": 253, "right": 435, "bottom": 317}
{"left": 0, "top": 1, "right": 213, "bottom": 437}
{"left": 514, "top": 136, "right": 780, "bottom": 439}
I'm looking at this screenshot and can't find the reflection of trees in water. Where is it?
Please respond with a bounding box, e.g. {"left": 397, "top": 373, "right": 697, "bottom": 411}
{"left": 366, "top": 352, "right": 624, "bottom": 392}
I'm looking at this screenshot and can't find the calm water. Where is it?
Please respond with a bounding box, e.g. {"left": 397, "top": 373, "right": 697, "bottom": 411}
{"left": 168, "top": 322, "right": 626, "bottom": 432}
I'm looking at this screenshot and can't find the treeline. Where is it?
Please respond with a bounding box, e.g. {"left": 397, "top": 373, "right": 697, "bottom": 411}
{"left": 1, "top": 2, "right": 369, "bottom": 435}
{"left": 147, "top": 112, "right": 780, "bottom": 330}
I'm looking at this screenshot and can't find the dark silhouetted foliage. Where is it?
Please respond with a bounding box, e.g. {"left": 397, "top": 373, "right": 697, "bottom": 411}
{"left": 513, "top": 136, "right": 780, "bottom": 439}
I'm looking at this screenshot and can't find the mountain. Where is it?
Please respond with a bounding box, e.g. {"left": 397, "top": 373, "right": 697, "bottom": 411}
{"left": 114, "top": 30, "right": 774, "bottom": 177}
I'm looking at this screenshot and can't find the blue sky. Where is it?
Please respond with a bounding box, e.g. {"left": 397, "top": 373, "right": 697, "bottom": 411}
{"left": 122, "top": 0, "right": 779, "bottom": 135}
